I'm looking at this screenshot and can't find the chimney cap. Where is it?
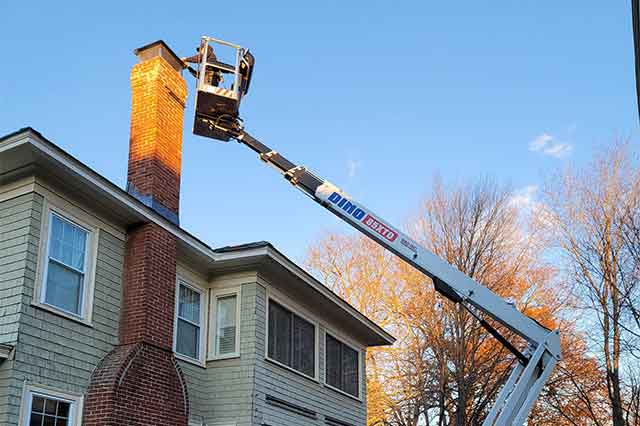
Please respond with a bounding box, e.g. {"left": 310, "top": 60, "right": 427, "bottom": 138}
{"left": 133, "top": 40, "right": 185, "bottom": 72}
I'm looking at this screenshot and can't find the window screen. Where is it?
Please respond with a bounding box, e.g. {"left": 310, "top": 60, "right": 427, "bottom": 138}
{"left": 325, "top": 334, "right": 360, "bottom": 398}
{"left": 268, "top": 300, "right": 315, "bottom": 377}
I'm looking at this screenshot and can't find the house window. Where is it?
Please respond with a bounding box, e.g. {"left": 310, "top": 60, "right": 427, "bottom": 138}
{"left": 21, "top": 387, "right": 82, "bottom": 426}
{"left": 267, "top": 299, "right": 316, "bottom": 378}
{"left": 42, "top": 213, "right": 91, "bottom": 317}
{"left": 175, "top": 281, "right": 204, "bottom": 361}
{"left": 210, "top": 288, "right": 241, "bottom": 359}
{"left": 325, "top": 334, "right": 360, "bottom": 398}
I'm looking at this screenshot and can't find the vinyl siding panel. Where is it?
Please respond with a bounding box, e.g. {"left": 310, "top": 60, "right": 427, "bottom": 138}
{"left": 0, "top": 191, "right": 124, "bottom": 425}
{"left": 0, "top": 192, "right": 42, "bottom": 424}
{"left": 181, "top": 280, "right": 259, "bottom": 426}
{"left": 253, "top": 283, "right": 367, "bottom": 426}
{"left": 0, "top": 188, "right": 372, "bottom": 426}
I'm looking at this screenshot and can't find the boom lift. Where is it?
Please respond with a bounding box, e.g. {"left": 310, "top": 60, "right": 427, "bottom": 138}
{"left": 188, "top": 36, "right": 562, "bottom": 426}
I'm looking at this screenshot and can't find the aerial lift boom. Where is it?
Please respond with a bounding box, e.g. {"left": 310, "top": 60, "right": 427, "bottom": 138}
{"left": 188, "top": 36, "right": 562, "bottom": 426}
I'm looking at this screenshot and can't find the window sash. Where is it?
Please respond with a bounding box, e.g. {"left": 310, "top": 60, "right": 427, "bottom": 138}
{"left": 44, "top": 259, "right": 85, "bottom": 315}
{"left": 215, "top": 294, "right": 238, "bottom": 356}
{"left": 325, "top": 334, "right": 360, "bottom": 398}
{"left": 49, "top": 214, "right": 88, "bottom": 272}
{"left": 175, "top": 283, "right": 203, "bottom": 361}
{"left": 26, "top": 391, "right": 77, "bottom": 426}
{"left": 42, "top": 213, "right": 90, "bottom": 317}
{"left": 267, "top": 300, "right": 316, "bottom": 378}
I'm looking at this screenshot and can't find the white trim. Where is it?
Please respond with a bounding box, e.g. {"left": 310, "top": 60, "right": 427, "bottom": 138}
{"left": 18, "top": 384, "right": 83, "bottom": 426}
{"left": 0, "top": 176, "right": 36, "bottom": 203}
{"left": 33, "top": 180, "right": 125, "bottom": 241}
{"left": 1, "top": 130, "right": 394, "bottom": 346}
{"left": 0, "top": 343, "right": 13, "bottom": 359}
{"left": 216, "top": 246, "right": 395, "bottom": 346}
{"left": 34, "top": 202, "right": 98, "bottom": 324}
{"left": 16, "top": 133, "right": 219, "bottom": 259}
{"left": 323, "top": 330, "right": 363, "bottom": 402}
{"left": 265, "top": 290, "right": 320, "bottom": 382}
{"left": 173, "top": 278, "right": 207, "bottom": 366}
{"left": 208, "top": 287, "right": 242, "bottom": 361}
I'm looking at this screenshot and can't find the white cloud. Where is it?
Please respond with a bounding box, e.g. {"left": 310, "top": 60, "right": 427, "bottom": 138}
{"left": 347, "top": 159, "right": 361, "bottom": 178}
{"left": 543, "top": 143, "right": 572, "bottom": 158}
{"left": 528, "top": 132, "right": 573, "bottom": 158}
{"left": 529, "top": 133, "right": 553, "bottom": 152}
{"left": 510, "top": 185, "right": 538, "bottom": 209}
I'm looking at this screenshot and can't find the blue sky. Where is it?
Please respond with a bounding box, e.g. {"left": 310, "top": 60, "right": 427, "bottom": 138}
{"left": 1, "top": 1, "right": 637, "bottom": 263}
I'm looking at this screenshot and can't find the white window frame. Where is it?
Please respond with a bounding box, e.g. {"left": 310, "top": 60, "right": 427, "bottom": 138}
{"left": 19, "top": 384, "right": 83, "bottom": 426}
{"left": 208, "top": 287, "right": 242, "bottom": 360}
{"left": 265, "top": 291, "right": 319, "bottom": 381}
{"left": 173, "top": 278, "right": 206, "bottom": 365}
{"left": 323, "top": 330, "right": 364, "bottom": 402}
{"left": 35, "top": 202, "right": 98, "bottom": 324}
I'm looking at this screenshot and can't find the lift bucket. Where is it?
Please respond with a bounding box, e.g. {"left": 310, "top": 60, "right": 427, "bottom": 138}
{"left": 192, "top": 37, "right": 254, "bottom": 142}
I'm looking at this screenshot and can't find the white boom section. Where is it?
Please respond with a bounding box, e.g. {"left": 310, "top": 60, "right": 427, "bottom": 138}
{"left": 313, "top": 180, "right": 561, "bottom": 425}
{"left": 315, "top": 181, "right": 554, "bottom": 346}
{"left": 222, "top": 128, "right": 561, "bottom": 425}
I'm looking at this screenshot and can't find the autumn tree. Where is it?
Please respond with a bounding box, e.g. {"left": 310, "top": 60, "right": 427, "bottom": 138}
{"left": 543, "top": 141, "right": 640, "bottom": 426}
{"left": 307, "top": 178, "right": 600, "bottom": 425}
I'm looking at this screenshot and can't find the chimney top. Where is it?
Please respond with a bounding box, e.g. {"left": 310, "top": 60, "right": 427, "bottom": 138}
{"left": 133, "top": 40, "right": 185, "bottom": 72}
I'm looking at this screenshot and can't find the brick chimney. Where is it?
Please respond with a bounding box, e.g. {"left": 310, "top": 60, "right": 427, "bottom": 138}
{"left": 83, "top": 41, "right": 190, "bottom": 426}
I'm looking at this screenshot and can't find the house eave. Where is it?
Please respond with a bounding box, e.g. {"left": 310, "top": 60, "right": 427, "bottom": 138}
{"left": 0, "top": 127, "right": 396, "bottom": 348}
{"left": 213, "top": 244, "right": 396, "bottom": 346}
{"left": 0, "top": 343, "right": 13, "bottom": 360}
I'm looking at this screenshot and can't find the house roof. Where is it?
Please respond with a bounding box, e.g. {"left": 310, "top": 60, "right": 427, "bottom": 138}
{"left": 0, "top": 127, "right": 395, "bottom": 346}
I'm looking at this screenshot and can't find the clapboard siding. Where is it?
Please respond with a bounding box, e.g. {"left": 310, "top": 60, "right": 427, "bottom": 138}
{"left": 0, "top": 191, "right": 124, "bottom": 425}
{"left": 0, "top": 192, "right": 42, "bottom": 425}
{"left": 0, "top": 188, "right": 372, "bottom": 426}
{"left": 253, "top": 283, "right": 367, "bottom": 426}
{"left": 181, "top": 281, "right": 258, "bottom": 426}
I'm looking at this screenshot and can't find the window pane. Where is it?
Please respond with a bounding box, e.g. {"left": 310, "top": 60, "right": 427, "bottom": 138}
{"left": 342, "top": 345, "right": 359, "bottom": 397}
{"left": 29, "top": 413, "right": 43, "bottom": 426}
{"left": 216, "top": 295, "right": 237, "bottom": 355}
{"left": 45, "top": 261, "right": 83, "bottom": 315}
{"left": 44, "top": 399, "right": 57, "bottom": 415}
{"left": 178, "top": 285, "right": 200, "bottom": 324}
{"left": 49, "top": 215, "right": 86, "bottom": 271}
{"left": 32, "top": 396, "right": 45, "bottom": 413}
{"left": 56, "top": 400, "right": 70, "bottom": 418}
{"left": 268, "top": 302, "right": 291, "bottom": 366}
{"left": 292, "top": 315, "right": 315, "bottom": 377}
{"left": 177, "top": 318, "right": 199, "bottom": 359}
{"left": 30, "top": 396, "right": 71, "bottom": 426}
{"left": 326, "top": 335, "right": 342, "bottom": 389}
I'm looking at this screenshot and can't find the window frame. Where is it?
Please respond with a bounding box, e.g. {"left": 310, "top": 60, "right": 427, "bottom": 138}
{"left": 173, "top": 278, "right": 206, "bottom": 365}
{"left": 19, "top": 384, "right": 83, "bottom": 426}
{"left": 265, "top": 293, "right": 319, "bottom": 381}
{"left": 36, "top": 203, "right": 98, "bottom": 324}
{"left": 323, "top": 331, "right": 363, "bottom": 401}
{"left": 208, "top": 287, "right": 242, "bottom": 360}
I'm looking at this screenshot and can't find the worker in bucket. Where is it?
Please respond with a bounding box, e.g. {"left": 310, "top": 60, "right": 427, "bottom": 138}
{"left": 183, "top": 41, "right": 223, "bottom": 87}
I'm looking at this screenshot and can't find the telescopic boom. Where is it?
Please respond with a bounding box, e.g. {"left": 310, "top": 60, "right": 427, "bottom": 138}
{"left": 188, "top": 36, "right": 562, "bottom": 426}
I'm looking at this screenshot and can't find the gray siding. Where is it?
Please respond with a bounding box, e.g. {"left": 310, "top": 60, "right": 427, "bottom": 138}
{"left": 0, "top": 192, "right": 41, "bottom": 424}
{"left": 253, "top": 284, "right": 367, "bottom": 426}
{"left": 0, "top": 191, "right": 124, "bottom": 425}
{"left": 180, "top": 281, "right": 259, "bottom": 426}
{"left": 0, "top": 189, "right": 370, "bottom": 426}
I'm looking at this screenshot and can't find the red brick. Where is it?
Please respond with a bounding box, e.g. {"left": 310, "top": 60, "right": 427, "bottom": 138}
{"left": 84, "top": 46, "right": 189, "bottom": 425}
